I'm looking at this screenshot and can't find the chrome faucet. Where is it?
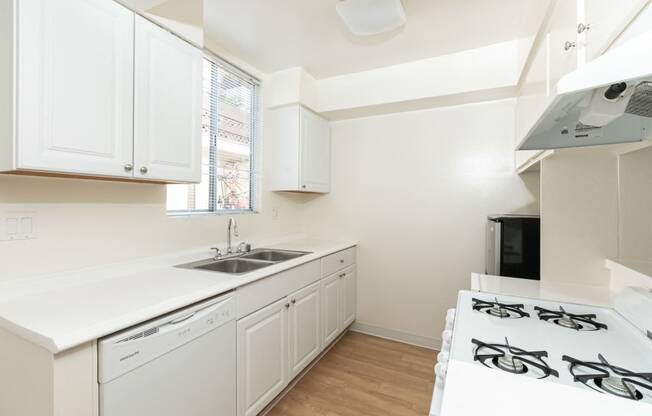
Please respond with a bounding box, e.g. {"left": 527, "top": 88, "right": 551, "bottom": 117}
{"left": 227, "top": 217, "right": 239, "bottom": 254}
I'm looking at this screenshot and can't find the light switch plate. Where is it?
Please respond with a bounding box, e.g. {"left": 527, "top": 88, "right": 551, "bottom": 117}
{"left": 1, "top": 212, "right": 37, "bottom": 241}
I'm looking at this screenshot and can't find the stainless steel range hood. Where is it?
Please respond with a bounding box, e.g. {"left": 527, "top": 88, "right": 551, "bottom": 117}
{"left": 518, "top": 31, "right": 652, "bottom": 151}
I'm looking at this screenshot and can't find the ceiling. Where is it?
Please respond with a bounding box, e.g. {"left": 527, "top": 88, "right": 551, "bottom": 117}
{"left": 204, "top": 0, "right": 549, "bottom": 79}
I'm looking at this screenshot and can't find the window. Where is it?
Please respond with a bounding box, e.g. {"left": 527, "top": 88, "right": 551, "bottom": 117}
{"left": 167, "top": 56, "right": 260, "bottom": 214}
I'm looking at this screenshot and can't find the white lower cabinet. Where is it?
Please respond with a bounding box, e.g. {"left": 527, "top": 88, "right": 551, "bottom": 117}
{"left": 322, "top": 265, "right": 357, "bottom": 347}
{"left": 341, "top": 267, "right": 357, "bottom": 329}
{"left": 236, "top": 251, "right": 357, "bottom": 416}
{"left": 322, "top": 273, "right": 341, "bottom": 346}
{"left": 237, "top": 298, "right": 288, "bottom": 416}
{"left": 288, "top": 281, "right": 322, "bottom": 379}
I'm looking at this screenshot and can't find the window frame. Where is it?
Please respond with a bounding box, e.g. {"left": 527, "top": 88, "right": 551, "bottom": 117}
{"left": 167, "top": 51, "right": 261, "bottom": 217}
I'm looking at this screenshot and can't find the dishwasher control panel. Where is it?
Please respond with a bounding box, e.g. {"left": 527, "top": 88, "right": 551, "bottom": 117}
{"left": 98, "top": 293, "right": 236, "bottom": 383}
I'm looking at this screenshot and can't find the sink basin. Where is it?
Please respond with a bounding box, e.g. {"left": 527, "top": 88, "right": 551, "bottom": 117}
{"left": 194, "top": 258, "right": 271, "bottom": 274}
{"left": 241, "top": 249, "right": 308, "bottom": 262}
{"left": 175, "top": 248, "right": 310, "bottom": 275}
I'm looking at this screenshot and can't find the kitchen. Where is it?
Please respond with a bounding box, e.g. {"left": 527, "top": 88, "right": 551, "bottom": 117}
{"left": 0, "top": 0, "right": 651, "bottom": 415}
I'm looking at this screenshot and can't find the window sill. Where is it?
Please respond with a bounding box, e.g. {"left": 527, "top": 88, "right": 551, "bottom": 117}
{"left": 167, "top": 209, "right": 259, "bottom": 218}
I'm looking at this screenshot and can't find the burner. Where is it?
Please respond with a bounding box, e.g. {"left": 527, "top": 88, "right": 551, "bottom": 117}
{"left": 472, "top": 298, "right": 530, "bottom": 319}
{"left": 472, "top": 338, "right": 558, "bottom": 379}
{"left": 563, "top": 354, "right": 652, "bottom": 401}
{"left": 495, "top": 354, "right": 527, "bottom": 374}
{"left": 535, "top": 306, "right": 607, "bottom": 331}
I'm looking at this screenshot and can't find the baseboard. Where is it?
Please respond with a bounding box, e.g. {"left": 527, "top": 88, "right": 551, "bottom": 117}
{"left": 350, "top": 321, "right": 440, "bottom": 350}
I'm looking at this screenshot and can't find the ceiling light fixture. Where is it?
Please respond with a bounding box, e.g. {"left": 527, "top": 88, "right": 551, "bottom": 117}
{"left": 336, "top": 0, "right": 406, "bottom": 36}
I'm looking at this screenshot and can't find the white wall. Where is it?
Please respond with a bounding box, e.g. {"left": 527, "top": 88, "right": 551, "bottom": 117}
{"left": 301, "top": 99, "right": 540, "bottom": 344}
{"left": 618, "top": 144, "right": 652, "bottom": 262}
{"left": 0, "top": 107, "right": 307, "bottom": 281}
{"left": 540, "top": 147, "right": 620, "bottom": 287}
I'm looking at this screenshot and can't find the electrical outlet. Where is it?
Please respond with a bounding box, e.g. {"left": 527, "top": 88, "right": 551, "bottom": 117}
{"left": 1, "top": 213, "right": 37, "bottom": 241}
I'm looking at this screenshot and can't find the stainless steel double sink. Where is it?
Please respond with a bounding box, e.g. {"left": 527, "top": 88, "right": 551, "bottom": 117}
{"left": 176, "top": 248, "right": 311, "bottom": 275}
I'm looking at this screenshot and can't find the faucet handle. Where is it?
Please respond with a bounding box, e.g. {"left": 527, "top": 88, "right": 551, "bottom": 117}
{"left": 211, "top": 247, "right": 222, "bottom": 258}
{"left": 236, "top": 242, "right": 247, "bottom": 253}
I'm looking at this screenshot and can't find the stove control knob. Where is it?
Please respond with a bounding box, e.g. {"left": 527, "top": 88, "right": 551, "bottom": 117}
{"left": 445, "top": 308, "right": 456, "bottom": 325}
{"left": 440, "top": 330, "right": 453, "bottom": 352}
{"left": 434, "top": 362, "right": 448, "bottom": 379}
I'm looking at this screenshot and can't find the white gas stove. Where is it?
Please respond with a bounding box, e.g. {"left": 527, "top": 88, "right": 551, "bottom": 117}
{"left": 431, "top": 287, "right": 652, "bottom": 416}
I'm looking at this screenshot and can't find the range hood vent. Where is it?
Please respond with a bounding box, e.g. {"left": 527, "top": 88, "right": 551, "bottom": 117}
{"left": 518, "top": 31, "right": 652, "bottom": 151}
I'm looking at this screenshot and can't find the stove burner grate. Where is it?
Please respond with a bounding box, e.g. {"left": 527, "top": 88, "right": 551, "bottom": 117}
{"left": 563, "top": 354, "right": 652, "bottom": 401}
{"left": 472, "top": 338, "right": 558, "bottom": 379}
{"left": 535, "top": 306, "right": 607, "bottom": 331}
{"left": 472, "top": 298, "right": 530, "bottom": 319}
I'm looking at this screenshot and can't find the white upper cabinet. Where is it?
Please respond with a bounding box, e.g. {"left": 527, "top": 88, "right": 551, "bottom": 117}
{"left": 300, "top": 109, "right": 331, "bottom": 193}
{"left": 15, "top": 0, "right": 135, "bottom": 177}
{"left": 580, "top": 0, "right": 650, "bottom": 61}
{"left": 0, "top": 0, "right": 202, "bottom": 183}
{"left": 269, "top": 105, "right": 331, "bottom": 193}
{"left": 548, "top": 0, "right": 578, "bottom": 96}
{"left": 133, "top": 15, "right": 202, "bottom": 183}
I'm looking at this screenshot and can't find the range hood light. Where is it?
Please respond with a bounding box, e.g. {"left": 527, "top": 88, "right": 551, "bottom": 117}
{"left": 336, "top": 0, "right": 407, "bottom": 36}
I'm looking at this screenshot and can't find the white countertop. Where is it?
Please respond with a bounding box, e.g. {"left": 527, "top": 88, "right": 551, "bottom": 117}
{"left": 0, "top": 238, "right": 356, "bottom": 354}
{"left": 470, "top": 273, "right": 614, "bottom": 307}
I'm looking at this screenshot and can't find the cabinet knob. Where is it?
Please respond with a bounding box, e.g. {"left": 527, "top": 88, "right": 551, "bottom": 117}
{"left": 301, "top": 185, "right": 307, "bottom": 189}
{"left": 577, "top": 23, "right": 591, "bottom": 34}
{"left": 285, "top": 303, "right": 290, "bottom": 309}
{"left": 340, "top": 259, "right": 344, "bottom": 263}
{"left": 564, "top": 41, "right": 576, "bottom": 51}
{"left": 291, "top": 299, "right": 296, "bottom": 305}
{"left": 339, "top": 273, "right": 346, "bottom": 278}
{"left": 140, "top": 166, "right": 149, "bottom": 174}
{"left": 124, "top": 164, "right": 133, "bottom": 172}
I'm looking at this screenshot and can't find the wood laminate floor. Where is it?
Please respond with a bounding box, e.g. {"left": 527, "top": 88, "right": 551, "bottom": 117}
{"left": 267, "top": 332, "right": 438, "bottom": 416}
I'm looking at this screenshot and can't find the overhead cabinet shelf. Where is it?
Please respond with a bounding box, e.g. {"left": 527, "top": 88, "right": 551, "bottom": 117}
{"left": 0, "top": 0, "right": 202, "bottom": 184}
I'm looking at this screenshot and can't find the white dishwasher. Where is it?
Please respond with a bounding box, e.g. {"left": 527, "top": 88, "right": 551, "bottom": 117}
{"left": 98, "top": 293, "right": 236, "bottom": 416}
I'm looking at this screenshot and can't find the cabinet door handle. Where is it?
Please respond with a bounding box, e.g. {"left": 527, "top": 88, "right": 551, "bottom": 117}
{"left": 301, "top": 185, "right": 307, "bottom": 189}
{"left": 140, "top": 166, "right": 149, "bottom": 174}
{"left": 340, "top": 259, "right": 344, "bottom": 264}
{"left": 564, "top": 41, "right": 576, "bottom": 51}
{"left": 291, "top": 299, "right": 296, "bottom": 305}
{"left": 124, "top": 164, "right": 133, "bottom": 172}
{"left": 339, "top": 273, "right": 346, "bottom": 278}
{"left": 285, "top": 303, "right": 290, "bottom": 309}
{"left": 577, "top": 23, "right": 591, "bottom": 34}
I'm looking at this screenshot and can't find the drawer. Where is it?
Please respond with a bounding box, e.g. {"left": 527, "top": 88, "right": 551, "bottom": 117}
{"left": 322, "top": 247, "right": 356, "bottom": 277}
{"left": 236, "top": 260, "right": 321, "bottom": 319}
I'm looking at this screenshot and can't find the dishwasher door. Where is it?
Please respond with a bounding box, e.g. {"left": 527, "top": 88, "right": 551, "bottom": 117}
{"left": 99, "top": 294, "right": 236, "bottom": 416}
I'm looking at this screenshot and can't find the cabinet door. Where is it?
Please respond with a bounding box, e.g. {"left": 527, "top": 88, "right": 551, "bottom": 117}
{"left": 133, "top": 15, "right": 202, "bottom": 183}
{"left": 16, "top": 0, "right": 134, "bottom": 177}
{"left": 300, "top": 108, "right": 331, "bottom": 193}
{"left": 322, "top": 273, "right": 341, "bottom": 346}
{"left": 237, "top": 298, "right": 288, "bottom": 416}
{"left": 582, "top": 0, "right": 648, "bottom": 61}
{"left": 288, "top": 281, "right": 321, "bottom": 378}
{"left": 548, "top": 0, "right": 578, "bottom": 95}
{"left": 340, "top": 267, "right": 357, "bottom": 329}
